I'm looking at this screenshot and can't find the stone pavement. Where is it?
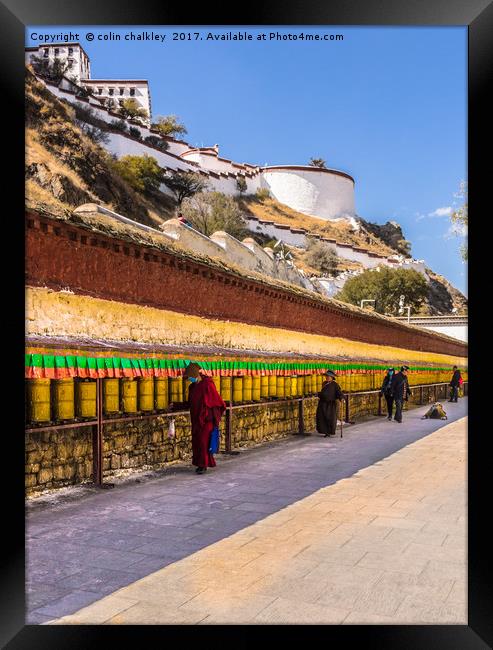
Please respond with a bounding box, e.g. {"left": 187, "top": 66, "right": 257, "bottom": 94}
{"left": 26, "top": 398, "right": 467, "bottom": 624}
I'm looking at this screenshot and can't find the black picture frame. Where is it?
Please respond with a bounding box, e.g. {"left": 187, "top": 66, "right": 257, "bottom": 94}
{"left": 2, "top": 0, "right": 489, "bottom": 646}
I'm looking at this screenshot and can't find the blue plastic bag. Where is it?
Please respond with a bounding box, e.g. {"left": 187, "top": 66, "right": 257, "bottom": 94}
{"left": 209, "top": 425, "right": 220, "bottom": 453}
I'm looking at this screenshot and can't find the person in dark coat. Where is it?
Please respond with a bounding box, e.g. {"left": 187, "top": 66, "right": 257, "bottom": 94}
{"left": 184, "top": 362, "right": 226, "bottom": 475}
{"left": 448, "top": 366, "right": 462, "bottom": 403}
{"left": 380, "top": 367, "right": 395, "bottom": 421}
{"left": 316, "top": 370, "right": 344, "bottom": 437}
{"left": 390, "top": 365, "right": 411, "bottom": 423}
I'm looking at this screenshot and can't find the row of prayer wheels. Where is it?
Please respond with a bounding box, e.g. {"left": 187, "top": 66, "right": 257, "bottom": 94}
{"left": 25, "top": 374, "right": 327, "bottom": 424}
{"left": 25, "top": 371, "right": 465, "bottom": 424}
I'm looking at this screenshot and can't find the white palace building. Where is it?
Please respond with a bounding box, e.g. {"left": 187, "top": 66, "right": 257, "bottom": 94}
{"left": 25, "top": 43, "right": 152, "bottom": 125}
{"left": 25, "top": 42, "right": 360, "bottom": 222}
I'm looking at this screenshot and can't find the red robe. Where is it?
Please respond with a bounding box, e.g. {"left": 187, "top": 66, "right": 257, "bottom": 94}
{"left": 188, "top": 376, "right": 226, "bottom": 468}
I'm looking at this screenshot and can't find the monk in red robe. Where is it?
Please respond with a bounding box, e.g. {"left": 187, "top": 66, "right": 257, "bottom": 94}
{"left": 184, "top": 363, "right": 226, "bottom": 474}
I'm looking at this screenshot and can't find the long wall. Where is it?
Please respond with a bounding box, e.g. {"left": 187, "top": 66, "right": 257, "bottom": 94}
{"left": 25, "top": 210, "right": 467, "bottom": 360}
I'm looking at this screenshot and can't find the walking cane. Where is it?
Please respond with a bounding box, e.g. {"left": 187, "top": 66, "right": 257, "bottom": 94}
{"left": 339, "top": 399, "right": 343, "bottom": 438}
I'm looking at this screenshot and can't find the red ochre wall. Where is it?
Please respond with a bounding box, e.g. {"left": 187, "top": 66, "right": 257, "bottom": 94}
{"left": 25, "top": 211, "right": 467, "bottom": 359}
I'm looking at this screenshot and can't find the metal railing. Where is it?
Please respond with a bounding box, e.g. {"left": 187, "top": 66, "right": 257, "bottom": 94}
{"left": 25, "top": 380, "right": 467, "bottom": 489}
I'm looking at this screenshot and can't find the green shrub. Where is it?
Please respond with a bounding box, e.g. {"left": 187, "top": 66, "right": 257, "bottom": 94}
{"left": 128, "top": 126, "right": 142, "bottom": 140}
{"left": 112, "top": 154, "right": 164, "bottom": 193}
{"left": 110, "top": 119, "right": 128, "bottom": 133}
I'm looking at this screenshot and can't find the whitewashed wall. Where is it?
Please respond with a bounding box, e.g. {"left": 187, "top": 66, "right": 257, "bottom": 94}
{"left": 210, "top": 231, "right": 261, "bottom": 273}
{"left": 261, "top": 167, "right": 356, "bottom": 221}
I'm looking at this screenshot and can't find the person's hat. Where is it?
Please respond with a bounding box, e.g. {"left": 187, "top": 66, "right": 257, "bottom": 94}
{"left": 184, "top": 362, "right": 201, "bottom": 378}
{"left": 324, "top": 370, "right": 337, "bottom": 378}
{"left": 387, "top": 367, "right": 395, "bottom": 371}
{"left": 401, "top": 365, "right": 410, "bottom": 371}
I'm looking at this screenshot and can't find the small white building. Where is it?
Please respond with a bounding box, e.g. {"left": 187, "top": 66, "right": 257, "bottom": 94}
{"left": 25, "top": 43, "right": 151, "bottom": 125}
{"left": 26, "top": 43, "right": 91, "bottom": 83}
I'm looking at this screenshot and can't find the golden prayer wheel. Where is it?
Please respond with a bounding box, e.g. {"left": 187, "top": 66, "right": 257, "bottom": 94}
{"left": 138, "top": 377, "right": 154, "bottom": 412}
{"left": 75, "top": 379, "right": 96, "bottom": 419}
{"left": 292, "top": 376, "right": 300, "bottom": 397}
{"left": 170, "top": 377, "right": 183, "bottom": 404}
{"left": 121, "top": 378, "right": 138, "bottom": 414}
{"left": 243, "top": 375, "right": 253, "bottom": 402}
{"left": 103, "top": 378, "right": 120, "bottom": 414}
{"left": 252, "top": 376, "right": 261, "bottom": 401}
{"left": 268, "top": 375, "right": 277, "bottom": 397}
{"left": 310, "top": 374, "right": 318, "bottom": 393}
{"left": 212, "top": 375, "right": 221, "bottom": 395}
{"left": 233, "top": 377, "right": 243, "bottom": 403}
{"left": 53, "top": 378, "right": 75, "bottom": 421}
{"left": 260, "top": 376, "right": 269, "bottom": 399}
{"left": 276, "top": 376, "right": 285, "bottom": 398}
{"left": 154, "top": 377, "right": 169, "bottom": 410}
{"left": 220, "top": 376, "right": 232, "bottom": 402}
{"left": 316, "top": 375, "right": 323, "bottom": 392}
{"left": 304, "top": 375, "right": 312, "bottom": 395}
{"left": 27, "top": 379, "right": 51, "bottom": 423}
{"left": 284, "top": 375, "right": 291, "bottom": 398}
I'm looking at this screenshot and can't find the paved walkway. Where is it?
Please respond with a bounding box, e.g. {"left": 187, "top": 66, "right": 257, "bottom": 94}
{"left": 26, "top": 399, "right": 467, "bottom": 625}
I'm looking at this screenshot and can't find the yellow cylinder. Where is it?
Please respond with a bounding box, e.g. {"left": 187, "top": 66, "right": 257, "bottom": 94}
{"left": 311, "top": 374, "right": 318, "bottom": 393}
{"left": 27, "top": 379, "right": 51, "bottom": 423}
{"left": 53, "top": 378, "right": 75, "bottom": 421}
{"left": 121, "top": 378, "right": 138, "bottom": 414}
{"left": 252, "top": 376, "right": 261, "bottom": 401}
{"left": 220, "top": 376, "right": 231, "bottom": 402}
{"left": 316, "top": 375, "right": 323, "bottom": 392}
{"left": 293, "top": 376, "right": 301, "bottom": 397}
{"left": 284, "top": 376, "right": 291, "bottom": 398}
{"left": 277, "top": 376, "right": 285, "bottom": 398}
{"left": 269, "top": 375, "right": 277, "bottom": 397}
{"left": 138, "top": 377, "right": 154, "bottom": 412}
{"left": 155, "top": 377, "right": 169, "bottom": 410}
{"left": 260, "top": 376, "right": 269, "bottom": 399}
{"left": 170, "top": 377, "right": 183, "bottom": 404}
{"left": 243, "top": 375, "right": 253, "bottom": 402}
{"left": 304, "top": 375, "right": 311, "bottom": 395}
{"left": 75, "top": 379, "right": 96, "bottom": 419}
{"left": 104, "top": 378, "right": 120, "bottom": 414}
{"left": 212, "top": 375, "right": 221, "bottom": 395}
{"left": 233, "top": 377, "right": 243, "bottom": 403}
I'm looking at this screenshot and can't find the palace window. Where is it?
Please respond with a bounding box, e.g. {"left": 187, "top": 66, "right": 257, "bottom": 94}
{"left": 118, "top": 99, "right": 124, "bottom": 106}
{"left": 108, "top": 88, "right": 114, "bottom": 96}
{"left": 54, "top": 48, "right": 59, "bottom": 57}
{"left": 119, "top": 88, "right": 124, "bottom": 95}
{"left": 68, "top": 47, "right": 73, "bottom": 55}
{"left": 129, "top": 88, "right": 135, "bottom": 96}
{"left": 98, "top": 88, "right": 103, "bottom": 95}
{"left": 67, "top": 59, "right": 73, "bottom": 68}
{"left": 43, "top": 49, "right": 49, "bottom": 58}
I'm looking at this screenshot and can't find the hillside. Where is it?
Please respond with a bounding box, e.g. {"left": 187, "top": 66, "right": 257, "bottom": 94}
{"left": 25, "top": 67, "right": 175, "bottom": 224}
{"left": 239, "top": 196, "right": 399, "bottom": 258}
{"left": 25, "top": 67, "right": 466, "bottom": 316}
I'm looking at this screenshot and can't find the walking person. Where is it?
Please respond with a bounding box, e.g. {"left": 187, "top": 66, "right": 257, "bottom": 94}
{"left": 184, "top": 362, "right": 226, "bottom": 475}
{"left": 390, "top": 365, "right": 411, "bottom": 423}
{"left": 316, "top": 370, "right": 344, "bottom": 437}
{"left": 380, "top": 367, "right": 395, "bottom": 420}
{"left": 448, "top": 366, "right": 462, "bottom": 403}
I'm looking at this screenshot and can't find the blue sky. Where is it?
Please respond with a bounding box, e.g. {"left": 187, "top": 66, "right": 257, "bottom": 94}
{"left": 26, "top": 26, "right": 467, "bottom": 294}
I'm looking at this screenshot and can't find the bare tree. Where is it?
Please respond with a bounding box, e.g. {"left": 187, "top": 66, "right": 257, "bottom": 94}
{"left": 162, "top": 170, "right": 209, "bottom": 206}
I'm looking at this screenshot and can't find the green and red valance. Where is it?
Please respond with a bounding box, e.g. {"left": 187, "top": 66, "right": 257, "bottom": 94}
{"left": 25, "top": 350, "right": 461, "bottom": 380}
